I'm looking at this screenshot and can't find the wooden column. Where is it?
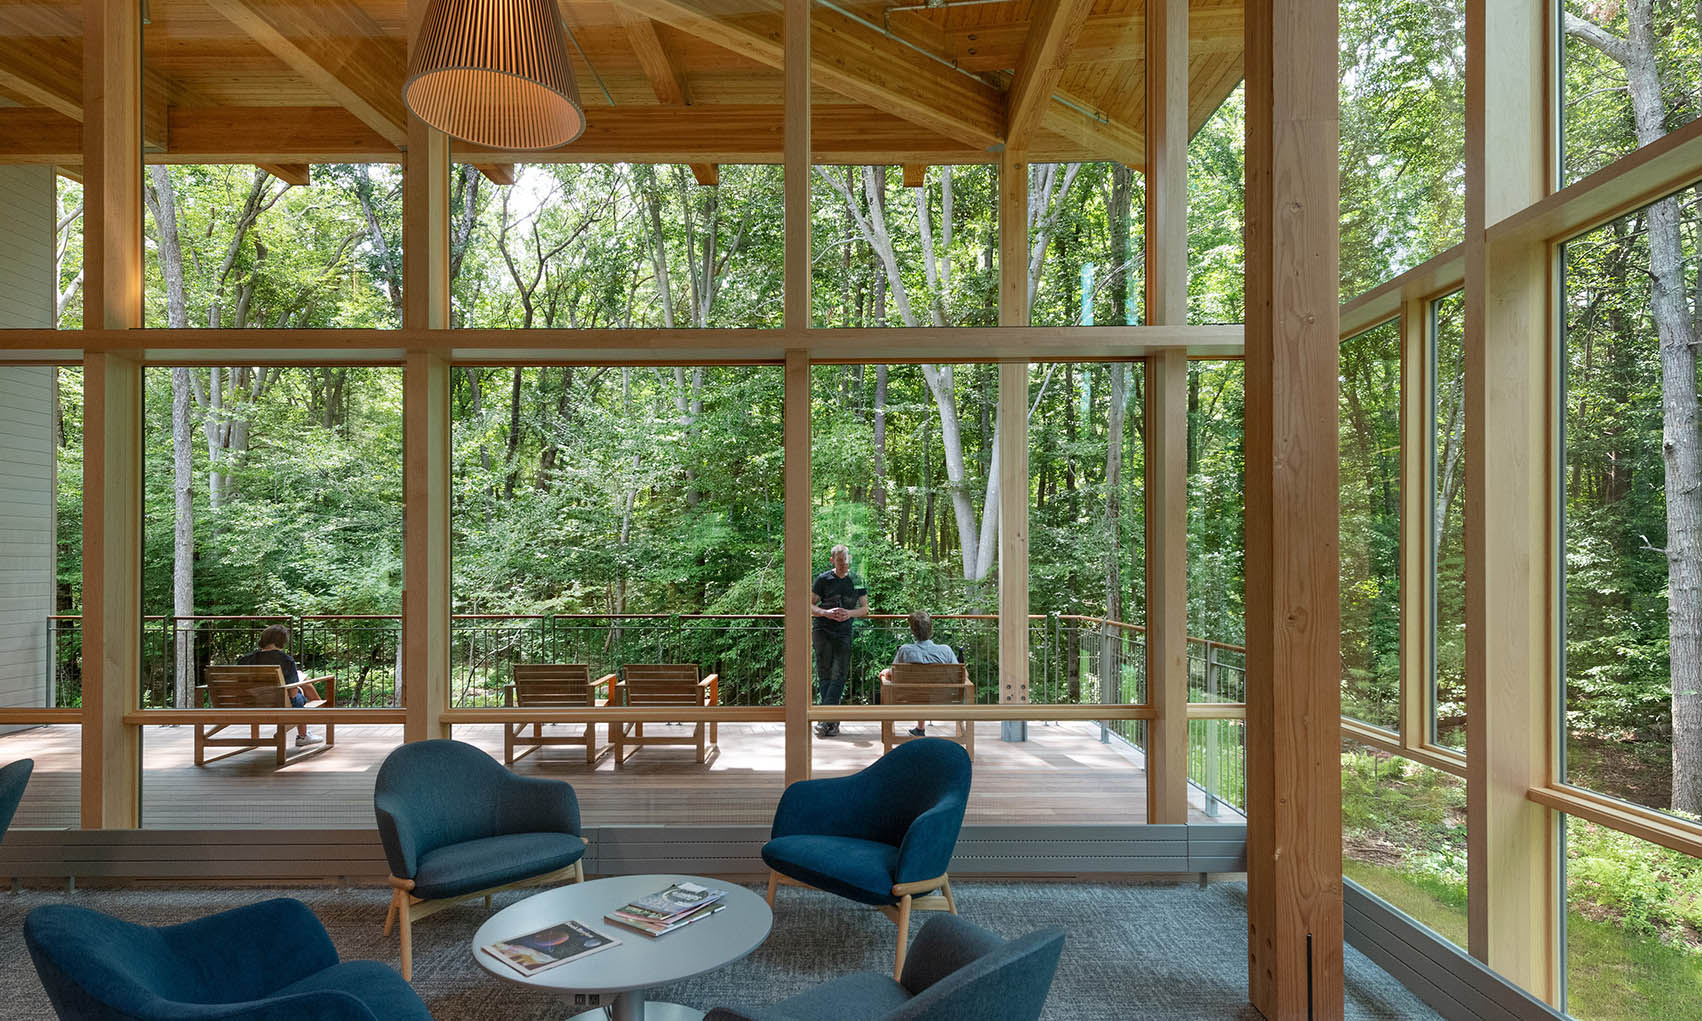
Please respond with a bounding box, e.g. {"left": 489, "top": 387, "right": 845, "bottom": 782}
{"left": 80, "top": 0, "right": 143, "bottom": 828}
{"left": 784, "top": 349, "right": 811, "bottom": 784}
{"left": 401, "top": 0, "right": 451, "bottom": 742}
{"left": 1243, "top": 0, "right": 1343, "bottom": 1015}
{"left": 1464, "top": 0, "right": 1558, "bottom": 1001}
{"left": 1143, "top": 0, "right": 1189, "bottom": 824}
{"left": 1144, "top": 348, "right": 1188, "bottom": 822}
{"left": 998, "top": 149, "right": 1030, "bottom": 739}
{"left": 1398, "top": 295, "right": 1429, "bottom": 746}
{"left": 782, "top": 0, "right": 812, "bottom": 781}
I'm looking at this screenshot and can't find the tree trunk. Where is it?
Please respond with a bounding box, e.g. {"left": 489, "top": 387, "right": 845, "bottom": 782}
{"left": 873, "top": 364, "right": 889, "bottom": 509}
{"left": 1566, "top": 1, "right": 1702, "bottom": 812}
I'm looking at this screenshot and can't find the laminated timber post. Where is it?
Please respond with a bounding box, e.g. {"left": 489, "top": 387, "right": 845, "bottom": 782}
{"left": 402, "top": 0, "right": 452, "bottom": 742}
{"left": 80, "top": 0, "right": 143, "bottom": 828}
{"left": 1144, "top": 0, "right": 1189, "bottom": 825}
{"left": 1243, "top": 0, "right": 1343, "bottom": 1015}
{"left": 782, "top": 0, "right": 812, "bottom": 785}
{"left": 998, "top": 148, "right": 1030, "bottom": 741}
{"left": 1464, "top": 0, "right": 1559, "bottom": 1002}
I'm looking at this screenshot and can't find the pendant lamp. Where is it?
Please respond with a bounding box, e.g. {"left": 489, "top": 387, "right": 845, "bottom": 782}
{"left": 404, "top": 0, "right": 586, "bottom": 150}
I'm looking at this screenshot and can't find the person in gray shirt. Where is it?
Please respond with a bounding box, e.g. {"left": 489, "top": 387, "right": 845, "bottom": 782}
{"left": 892, "top": 610, "right": 956, "bottom": 737}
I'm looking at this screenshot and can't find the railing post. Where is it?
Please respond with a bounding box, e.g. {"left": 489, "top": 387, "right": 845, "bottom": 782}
{"left": 1205, "top": 641, "right": 1221, "bottom": 817}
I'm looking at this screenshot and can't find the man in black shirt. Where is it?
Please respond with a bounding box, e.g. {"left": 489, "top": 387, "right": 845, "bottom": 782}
{"left": 810, "top": 544, "right": 868, "bottom": 737}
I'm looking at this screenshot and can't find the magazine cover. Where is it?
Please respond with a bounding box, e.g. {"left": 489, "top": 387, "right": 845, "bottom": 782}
{"left": 625, "top": 881, "right": 724, "bottom": 918}
{"left": 482, "top": 919, "right": 621, "bottom": 977}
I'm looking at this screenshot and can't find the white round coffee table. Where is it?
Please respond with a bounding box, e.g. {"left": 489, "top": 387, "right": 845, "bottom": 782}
{"left": 472, "top": 873, "right": 773, "bottom": 1021}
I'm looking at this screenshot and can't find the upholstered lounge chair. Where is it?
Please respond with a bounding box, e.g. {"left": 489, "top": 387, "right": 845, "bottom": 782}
{"left": 374, "top": 738, "right": 587, "bottom": 980}
{"left": 763, "top": 737, "right": 972, "bottom": 979}
{"left": 704, "top": 914, "right": 1065, "bottom": 1021}
{"left": 0, "top": 757, "right": 34, "bottom": 838}
{"left": 25, "top": 896, "right": 431, "bottom": 1020}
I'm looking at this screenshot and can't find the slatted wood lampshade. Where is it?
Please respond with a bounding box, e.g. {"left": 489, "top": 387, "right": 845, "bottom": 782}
{"left": 404, "top": 0, "right": 586, "bottom": 150}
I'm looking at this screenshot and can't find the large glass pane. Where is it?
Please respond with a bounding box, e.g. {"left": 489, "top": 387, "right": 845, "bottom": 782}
{"left": 1431, "top": 291, "right": 1466, "bottom": 750}
{"left": 1338, "top": 0, "right": 1466, "bottom": 298}
{"left": 1341, "top": 321, "right": 1403, "bottom": 731}
{"left": 1187, "top": 360, "right": 1245, "bottom": 647}
{"left": 1564, "top": 816, "right": 1702, "bottom": 1016}
{"left": 1027, "top": 165, "right": 1144, "bottom": 328}
{"left": 1562, "top": 0, "right": 1702, "bottom": 184}
{"left": 142, "top": 166, "right": 402, "bottom": 329}
{"left": 811, "top": 166, "right": 997, "bottom": 328}
{"left": 138, "top": 366, "right": 402, "bottom": 827}
{"left": 455, "top": 164, "right": 783, "bottom": 329}
{"left": 56, "top": 174, "right": 83, "bottom": 329}
{"left": 1189, "top": 85, "right": 1246, "bottom": 325}
{"left": 450, "top": 365, "right": 784, "bottom": 822}
{"left": 0, "top": 365, "right": 82, "bottom": 828}
{"left": 1342, "top": 739, "right": 1468, "bottom": 948}
{"left": 1562, "top": 186, "right": 1702, "bottom": 820}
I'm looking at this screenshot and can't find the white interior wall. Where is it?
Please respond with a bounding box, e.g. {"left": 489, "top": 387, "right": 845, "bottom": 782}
{"left": 0, "top": 165, "right": 59, "bottom": 713}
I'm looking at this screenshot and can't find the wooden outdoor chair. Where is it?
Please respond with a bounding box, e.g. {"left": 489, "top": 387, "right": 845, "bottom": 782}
{"left": 880, "top": 662, "right": 975, "bottom": 760}
{"left": 503, "top": 664, "right": 616, "bottom": 765}
{"left": 611, "top": 664, "right": 720, "bottom": 766}
{"left": 194, "top": 664, "right": 335, "bottom": 766}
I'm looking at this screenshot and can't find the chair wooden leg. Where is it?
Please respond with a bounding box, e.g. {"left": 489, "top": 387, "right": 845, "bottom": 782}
{"left": 275, "top": 728, "right": 287, "bottom": 767}
{"left": 586, "top": 723, "right": 597, "bottom": 765}
{"left": 504, "top": 724, "right": 515, "bottom": 765}
{"left": 697, "top": 724, "right": 706, "bottom": 763}
{"left": 893, "top": 894, "right": 912, "bottom": 981}
{"left": 574, "top": 860, "right": 585, "bottom": 883}
{"left": 383, "top": 889, "right": 399, "bottom": 936}
{"left": 399, "top": 902, "right": 413, "bottom": 981}
{"left": 941, "top": 876, "right": 957, "bottom": 914}
{"left": 483, "top": 894, "right": 492, "bottom": 909}
{"left": 194, "top": 726, "right": 205, "bottom": 766}
{"left": 766, "top": 871, "right": 778, "bottom": 906}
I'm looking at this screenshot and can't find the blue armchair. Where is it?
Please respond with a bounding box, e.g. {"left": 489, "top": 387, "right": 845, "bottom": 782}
{"left": 25, "top": 896, "right": 431, "bottom": 1020}
{"left": 0, "top": 757, "right": 34, "bottom": 837}
{"left": 763, "top": 737, "right": 972, "bottom": 979}
{"left": 704, "top": 914, "right": 1065, "bottom": 1021}
{"left": 374, "top": 738, "right": 587, "bottom": 980}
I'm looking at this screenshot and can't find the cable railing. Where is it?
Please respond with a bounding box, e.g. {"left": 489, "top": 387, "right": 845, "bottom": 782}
{"left": 43, "top": 611, "right": 1249, "bottom": 811}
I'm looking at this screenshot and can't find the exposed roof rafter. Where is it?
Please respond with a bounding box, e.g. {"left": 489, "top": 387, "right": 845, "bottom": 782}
{"left": 1006, "top": 0, "right": 1097, "bottom": 153}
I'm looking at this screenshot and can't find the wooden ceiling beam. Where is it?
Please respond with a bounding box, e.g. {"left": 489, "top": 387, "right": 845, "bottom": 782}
{"left": 622, "top": 13, "right": 693, "bottom": 106}
{"left": 893, "top": 9, "right": 1243, "bottom": 72}
{"left": 256, "top": 163, "right": 312, "bottom": 186}
{"left": 201, "top": 0, "right": 409, "bottom": 148}
{"left": 0, "top": 104, "right": 1137, "bottom": 166}
{"left": 472, "top": 163, "right": 518, "bottom": 186}
{"left": 1007, "top": 0, "right": 1097, "bottom": 152}
{"left": 0, "top": 34, "right": 170, "bottom": 151}
{"left": 608, "top": 0, "right": 1003, "bottom": 150}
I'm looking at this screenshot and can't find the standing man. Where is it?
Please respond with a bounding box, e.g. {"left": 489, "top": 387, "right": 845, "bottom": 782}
{"left": 811, "top": 543, "right": 868, "bottom": 737}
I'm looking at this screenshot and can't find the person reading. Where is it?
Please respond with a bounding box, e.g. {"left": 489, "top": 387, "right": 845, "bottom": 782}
{"left": 892, "top": 610, "right": 957, "bottom": 737}
{"left": 239, "top": 624, "right": 322, "bottom": 746}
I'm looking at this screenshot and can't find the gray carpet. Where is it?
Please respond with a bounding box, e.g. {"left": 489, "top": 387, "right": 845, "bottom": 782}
{"left": 0, "top": 880, "right": 1437, "bottom": 1019}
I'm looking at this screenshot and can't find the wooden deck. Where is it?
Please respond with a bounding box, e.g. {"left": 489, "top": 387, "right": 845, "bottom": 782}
{"left": 0, "top": 721, "right": 1232, "bottom": 829}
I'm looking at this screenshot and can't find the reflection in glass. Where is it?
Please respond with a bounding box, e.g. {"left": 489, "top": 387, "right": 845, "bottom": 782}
{"left": 1341, "top": 739, "right": 1467, "bottom": 948}
{"left": 1341, "top": 321, "right": 1402, "bottom": 731}
{"left": 1430, "top": 292, "right": 1466, "bottom": 750}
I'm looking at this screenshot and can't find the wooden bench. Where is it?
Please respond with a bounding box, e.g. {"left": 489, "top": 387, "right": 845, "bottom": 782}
{"left": 194, "top": 665, "right": 336, "bottom": 766}
{"left": 880, "top": 662, "right": 975, "bottom": 760}
{"left": 503, "top": 664, "right": 616, "bottom": 765}
{"left": 611, "top": 664, "right": 719, "bottom": 766}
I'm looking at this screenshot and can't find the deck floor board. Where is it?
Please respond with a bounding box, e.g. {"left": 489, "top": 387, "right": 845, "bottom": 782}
{"left": 0, "top": 721, "right": 1230, "bottom": 829}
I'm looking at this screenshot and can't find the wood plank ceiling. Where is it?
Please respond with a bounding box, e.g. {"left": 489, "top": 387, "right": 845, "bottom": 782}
{"left": 0, "top": 0, "right": 1243, "bottom": 170}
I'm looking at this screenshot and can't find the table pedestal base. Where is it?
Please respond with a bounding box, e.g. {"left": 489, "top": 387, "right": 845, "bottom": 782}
{"left": 567, "top": 990, "right": 704, "bottom": 1021}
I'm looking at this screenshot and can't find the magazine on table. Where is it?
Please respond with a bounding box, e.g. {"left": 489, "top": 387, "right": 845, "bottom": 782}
{"left": 606, "top": 900, "right": 727, "bottom": 938}
{"left": 605, "top": 881, "right": 728, "bottom": 937}
{"left": 481, "top": 919, "right": 621, "bottom": 977}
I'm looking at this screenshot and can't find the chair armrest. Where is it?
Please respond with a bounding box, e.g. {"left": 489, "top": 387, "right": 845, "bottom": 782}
{"left": 894, "top": 797, "right": 967, "bottom": 885}
{"left": 374, "top": 792, "right": 422, "bottom": 879}
{"left": 897, "top": 914, "right": 1005, "bottom": 995}
{"left": 159, "top": 898, "right": 341, "bottom": 999}
{"left": 593, "top": 672, "right": 617, "bottom": 693}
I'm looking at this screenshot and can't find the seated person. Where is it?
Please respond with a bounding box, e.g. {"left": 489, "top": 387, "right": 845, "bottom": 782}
{"left": 893, "top": 610, "right": 958, "bottom": 738}
{"left": 239, "top": 624, "right": 323, "bottom": 747}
